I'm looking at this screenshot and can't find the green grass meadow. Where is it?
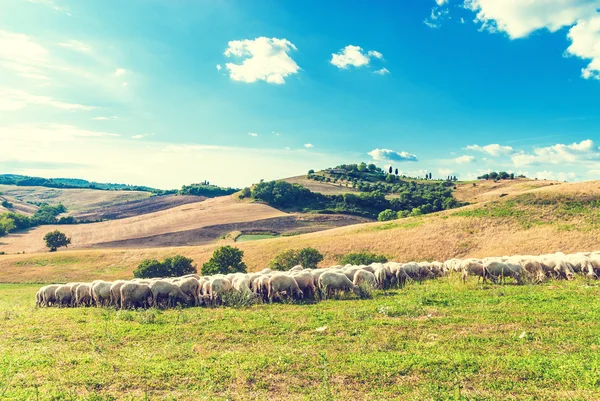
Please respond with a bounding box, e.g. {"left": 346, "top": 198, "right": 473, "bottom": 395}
{"left": 1, "top": 278, "right": 600, "bottom": 400}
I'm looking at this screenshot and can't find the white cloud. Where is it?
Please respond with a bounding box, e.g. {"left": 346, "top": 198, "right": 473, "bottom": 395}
{"left": 58, "top": 40, "right": 91, "bottom": 54}
{"left": 512, "top": 139, "right": 600, "bottom": 166}
{"left": 26, "top": 0, "right": 71, "bottom": 16}
{"left": 0, "top": 30, "right": 51, "bottom": 80}
{"left": 374, "top": 68, "right": 390, "bottom": 75}
{"left": 566, "top": 15, "right": 600, "bottom": 80}
{"left": 0, "top": 88, "right": 93, "bottom": 111}
{"left": 330, "top": 45, "right": 384, "bottom": 69}
{"left": 466, "top": 143, "right": 514, "bottom": 156}
{"left": 424, "top": 5, "right": 450, "bottom": 29}
{"left": 367, "top": 50, "right": 383, "bottom": 60}
{"left": 454, "top": 155, "right": 476, "bottom": 164}
{"left": 216, "top": 64, "right": 222, "bottom": 71}
{"left": 534, "top": 170, "right": 577, "bottom": 182}
{"left": 436, "top": 0, "right": 449, "bottom": 5}
{"left": 273, "top": 131, "right": 281, "bottom": 136}
{"left": 462, "top": 0, "right": 600, "bottom": 80}
{"left": 115, "top": 68, "right": 127, "bottom": 77}
{"left": 92, "top": 116, "right": 118, "bottom": 121}
{"left": 368, "top": 148, "right": 418, "bottom": 162}
{"left": 248, "top": 132, "right": 258, "bottom": 137}
{"left": 304, "top": 143, "right": 314, "bottom": 148}
{"left": 223, "top": 37, "right": 300, "bottom": 84}
{"left": 438, "top": 168, "right": 456, "bottom": 177}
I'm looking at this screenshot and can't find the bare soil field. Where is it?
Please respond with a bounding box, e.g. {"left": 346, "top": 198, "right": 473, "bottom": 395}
{"left": 0, "top": 196, "right": 287, "bottom": 254}
{"left": 0, "top": 184, "right": 151, "bottom": 214}
{"left": 72, "top": 194, "right": 206, "bottom": 221}
{"left": 1, "top": 180, "right": 599, "bottom": 284}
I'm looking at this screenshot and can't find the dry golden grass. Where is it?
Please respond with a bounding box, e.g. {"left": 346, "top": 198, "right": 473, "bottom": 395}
{"left": 0, "top": 184, "right": 151, "bottom": 213}
{"left": 0, "top": 196, "right": 286, "bottom": 254}
{"left": 2, "top": 180, "right": 599, "bottom": 284}
{"left": 283, "top": 175, "right": 358, "bottom": 195}
{"left": 453, "top": 178, "right": 561, "bottom": 203}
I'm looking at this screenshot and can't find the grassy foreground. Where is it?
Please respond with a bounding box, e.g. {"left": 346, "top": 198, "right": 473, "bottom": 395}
{"left": 2, "top": 279, "right": 600, "bottom": 400}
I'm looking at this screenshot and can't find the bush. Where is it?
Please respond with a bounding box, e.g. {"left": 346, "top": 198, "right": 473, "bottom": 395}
{"left": 269, "top": 247, "right": 323, "bottom": 271}
{"left": 1, "top": 199, "right": 13, "bottom": 208}
{"left": 340, "top": 252, "right": 388, "bottom": 265}
{"left": 202, "top": 246, "right": 247, "bottom": 275}
{"left": 133, "top": 255, "right": 196, "bottom": 278}
{"left": 378, "top": 209, "right": 397, "bottom": 222}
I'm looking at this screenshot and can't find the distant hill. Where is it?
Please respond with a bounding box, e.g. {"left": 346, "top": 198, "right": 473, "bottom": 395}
{"left": 0, "top": 174, "right": 173, "bottom": 194}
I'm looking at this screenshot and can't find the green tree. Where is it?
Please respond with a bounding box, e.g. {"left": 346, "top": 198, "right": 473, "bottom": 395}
{"left": 133, "top": 259, "right": 165, "bottom": 278}
{"left": 43, "top": 230, "right": 71, "bottom": 252}
{"left": 308, "top": 169, "right": 315, "bottom": 174}
{"left": 269, "top": 247, "right": 323, "bottom": 271}
{"left": 357, "top": 162, "right": 367, "bottom": 172}
{"left": 340, "top": 252, "right": 388, "bottom": 265}
{"left": 202, "top": 246, "right": 246, "bottom": 275}
{"left": 378, "top": 209, "right": 397, "bottom": 221}
{"left": 163, "top": 255, "right": 197, "bottom": 277}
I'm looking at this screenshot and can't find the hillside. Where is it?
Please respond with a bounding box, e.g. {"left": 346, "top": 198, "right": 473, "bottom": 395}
{"left": 0, "top": 184, "right": 152, "bottom": 215}
{"left": 1, "top": 179, "right": 598, "bottom": 283}
{"left": 0, "top": 195, "right": 369, "bottom": 255}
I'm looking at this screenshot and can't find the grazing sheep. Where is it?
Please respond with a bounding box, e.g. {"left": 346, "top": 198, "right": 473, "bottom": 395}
{"left": 109, "top": 281, "right": 128, "bottom": 307}
{"left": 208, "top": 277, "right": 233, "bottom": 306}
{"left": 75, "top": 283, "right": 93, "bottom": 307}
{"left": 353, "top": 270, "right": 377, "bottom": 288}
{"left": 289, "top": 265, "right": 303, "bottom": 272}
{"left": 41, "top": 284, "right": 61, "bottom": 307}
{"left": 459, "top": 259, "right": 487, "bottom": 283}
{"left": 92, "top": 281, "right": 112, "bottom": 307}
{"left": 120, "top": 282, "right": 153, "bottom": 309}
{"left": 177, "top": 277, "right": 201, "bottom": 306}
{"left": 149, "top": 280, "right": 192, "bottom": 308}
{"left": 318, "top": 271, "right": 359, "bottom": 300}
{"left": 292, "top": 271, "right": 317, "bottom": 300}
{"left": 268, "top": 274, "right": 303, "bottom": 303}
{"left": 55, "top": 285, "right": 73, "bottom": 307}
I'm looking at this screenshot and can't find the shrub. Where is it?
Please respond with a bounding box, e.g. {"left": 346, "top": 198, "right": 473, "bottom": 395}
{"left": 378, "top": 209, "right": 397, "bottom": 222}
{"left": 1, "top": 199, "right": 13, "bottom": 208}
{"left": 43, "top": 230, "right": 71, "bottom": 252}
{"left": 308, "top": 169, "right": 315, "bottom": 174}
{"left": 133, "top": 255, "right": 196, "bottom": 278}
{"left": 340, "top": 252, "right": 388, "bottom": 265}
{"left": 202, "top": 246, "right": 247, "bottom": 275}
{"left": 269, "top": 247, "right": 323, "bottom": 271}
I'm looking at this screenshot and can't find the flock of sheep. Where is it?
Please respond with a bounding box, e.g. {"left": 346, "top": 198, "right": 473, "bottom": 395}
{"left": 35, "top": 251, "right": 600, "bottom": 309}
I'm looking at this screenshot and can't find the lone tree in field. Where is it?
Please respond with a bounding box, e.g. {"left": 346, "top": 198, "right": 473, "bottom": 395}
{"left": 202, "top": 245, "right": 247, "bottom": 275}
{"left": 43, "top": 230, "right": 71, "bottom": 252}
{"left": 395, "top": 168, "right": 398, "bottom": 176}
{"left": 389, "top": 166, "right": 393, "bottom": 174}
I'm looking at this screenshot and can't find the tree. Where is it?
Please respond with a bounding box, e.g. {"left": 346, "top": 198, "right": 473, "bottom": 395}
{"left": 378, "top": 209, "right": 397, "bottom": 222}
{"left": 202, "top": 246, "right": 246, "bottom": 275}
{"left": 133, "top": 259, "right": 165, "bottom": 278}
{"left": 269, "top": 247, "right": 323, "bottom": 271}
{"left": 395, "top": 168, "right": 399, "bottom": 175}
{"left": 340, "top": 252, "right": 388, "bottom": 265}
{"left": 43, "top": 230, "right": 71, "bottom": 252}
{"left": 389, "top": 166, "right": 393, "bottom": 174}
{"left": 357, "top": 162, "right": 368, "bottom": 172}
{"left": 308, "top": 169, "right": 315, "bottom": 175}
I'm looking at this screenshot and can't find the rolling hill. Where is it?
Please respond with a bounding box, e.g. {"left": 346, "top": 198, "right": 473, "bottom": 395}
{"left": 0, "top": 178, "right": 595, "bottom": 283}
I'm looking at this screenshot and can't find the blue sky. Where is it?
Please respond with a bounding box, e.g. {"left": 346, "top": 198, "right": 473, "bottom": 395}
{"left": 1, "top": 0, "right": 600, "bottom": 188}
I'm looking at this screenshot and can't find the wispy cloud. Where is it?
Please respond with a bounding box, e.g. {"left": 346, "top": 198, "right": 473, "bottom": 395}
{"left": 26, "top": 0, "right": 71, "bottom": 16}
{"left": 248, "top": 132, "right": 258, "bottom": 137}
{"left": 330, "top": 45, "right": 384, "bottom": 69}
{"left": 0, "top": 88, "right": 93, "bottom": 111}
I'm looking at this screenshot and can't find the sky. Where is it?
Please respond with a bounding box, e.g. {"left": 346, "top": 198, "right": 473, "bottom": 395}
{"left": 1, "top": 0, "right": 600, "bottom": 189}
